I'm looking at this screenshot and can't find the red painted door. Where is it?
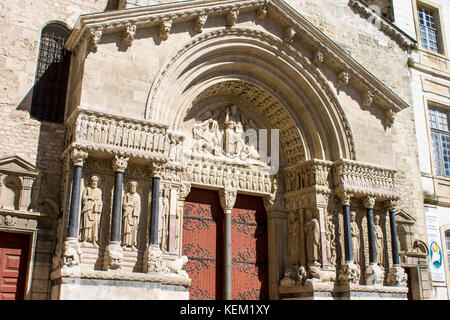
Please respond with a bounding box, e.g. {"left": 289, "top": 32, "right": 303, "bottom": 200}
{"left": 231, "top": 194, "right": 268, "bottom": 300}
{"left": 0, "top": 231, "right": 31, "bottom": 300}
{"left": 182, "top": 188, "right": 223, "bottom": 300}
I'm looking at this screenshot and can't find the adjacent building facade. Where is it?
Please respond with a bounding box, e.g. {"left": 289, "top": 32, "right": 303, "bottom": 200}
{"left": 0, "top": 0, "right": 447, "bottom": 300}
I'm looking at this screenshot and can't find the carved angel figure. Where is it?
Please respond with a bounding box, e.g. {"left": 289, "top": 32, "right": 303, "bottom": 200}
{"left": 122, "top": 181, "right": 141, "bottom": 249}
{"left": 80, "top": 175, "right": 103, "bottom": 247}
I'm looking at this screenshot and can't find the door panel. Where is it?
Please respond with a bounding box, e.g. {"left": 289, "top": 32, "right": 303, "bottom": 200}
{"left": 0, "top": 231, "right": 31, "bottom": 300}
{"left": 231, "top": 195, "right": 268, "bottom": 300}
{"left": 182, "top": 188, "right": 223, "bottom": 300}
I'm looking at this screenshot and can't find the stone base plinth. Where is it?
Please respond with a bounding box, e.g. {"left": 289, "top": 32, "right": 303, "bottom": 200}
{"left": 50, "top": 269, "right": 190, "bottom": 300}
{"left": 279, "top": 282, "right": 408, "bottom": 300}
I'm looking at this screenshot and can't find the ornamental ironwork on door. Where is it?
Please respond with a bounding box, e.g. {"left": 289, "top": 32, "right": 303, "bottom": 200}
{"left": 182, "top": 188, "right": 223, "bottom": 300}
{"left": 231, "top": 195, "right": 268, "bottom": 300}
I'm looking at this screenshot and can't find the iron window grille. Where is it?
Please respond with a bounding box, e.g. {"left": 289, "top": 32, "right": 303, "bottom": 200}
{"left": 31, "top": 24, "right": 71, "bottom": 123}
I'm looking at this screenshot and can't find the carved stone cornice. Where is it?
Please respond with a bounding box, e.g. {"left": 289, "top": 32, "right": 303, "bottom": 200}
{"left": 333, "top": 159, "right": 398, "bottom": 200}
{"left": 66, "top": 0, "right": 409, "bottom": 119}
{"left": 348, "top": 0, "right": 416, "bottom": 51}
{"left": 63, "top": 107, "right": 181, "bottom": 163}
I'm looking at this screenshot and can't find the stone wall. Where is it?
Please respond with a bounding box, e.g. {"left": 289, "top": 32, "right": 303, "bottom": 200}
{"left": 0, "top": 0, "right": 114, "bottom": 300}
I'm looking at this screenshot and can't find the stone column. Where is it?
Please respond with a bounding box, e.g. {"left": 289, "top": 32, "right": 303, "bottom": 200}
{"left": 219, "top": 188, "right": 237, "bottom": 300}
{"left": 144, "top": 162, "right": 166, "bottom": 274}
{"left": 338, "top": 192, "right": 360, "bottom": 285}
{"left": 62, "top": 149, "right": 88, "bottom": 269}
{"left": 363, "top": 196, "right": 384, "bottom": 285}
{"left": 18, "top": 176, "right": 35, "bottom": 211}
{"left": 264, "top": 198, "right": 287, "bottom": 300}
{"left": 386, "top": 200, "right": 408, "bottom": 287}
{"left": 104, "top": 155, "right": 129, "bottom": 270}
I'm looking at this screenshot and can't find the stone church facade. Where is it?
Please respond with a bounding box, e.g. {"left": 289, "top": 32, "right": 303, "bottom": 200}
{"left": 0, "top": 0, "right": 443, "bottom": 300}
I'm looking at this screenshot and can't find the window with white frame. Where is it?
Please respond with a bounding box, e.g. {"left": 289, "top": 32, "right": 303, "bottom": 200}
{"left": 429, "top": 106, "right": 450, "bottom": 176}
{"left": 417, "top": 4, "right": 441, "bottom": 53}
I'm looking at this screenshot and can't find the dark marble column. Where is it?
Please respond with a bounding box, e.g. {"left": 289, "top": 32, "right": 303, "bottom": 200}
{"left": 342, "top": 195, "right": 353, "bottom": 263}
{"left": 389, "top": 203, "right": 400, "bottom": 266}
{"left": 110, "top": 155, "right": 129, "bottom": 243}
{"left": 364, "top": 197, "right": 377, "bottom": 265}
{"left": 66, "top": 150, "right": 88, "bottom": 239}
{"left": 149, "top": 176, "right": 160, "bottom": 246}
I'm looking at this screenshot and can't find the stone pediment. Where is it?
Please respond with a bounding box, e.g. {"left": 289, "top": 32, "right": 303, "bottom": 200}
{"left": 395, "top": 209, "right": 416, "bottom": 225}
{"left": 0, "top": 156, "right": 38, "bottom": 177}
{"left": 66, "top": 0, "right": 409, "bottom": 118}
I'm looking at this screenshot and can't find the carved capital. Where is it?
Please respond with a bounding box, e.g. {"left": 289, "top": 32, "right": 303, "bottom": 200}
{"left": 178, "top": 183, "right": 191, "bottom": 201}
{"left": 219, "top": 188, "right": 237, "bottom": 211}
{"left": 226, "top": 10, "right": 239, "bottom": 26}
{"left": 149, "top": 161, "right": 165, "bottom": 178}
{"left": 362, "top": 90, "right": 374, "bottom": 107}
{"left": 365, "top": 263, "right": 385, "bottom": 286}
{"left": 123, "top": 23, "right": 136, "bottom": 46}
{"left": 363, "top": 196, "right": 376, "bottom": 209}
{"left": 284, "top": 26, "right": 296, "bottom": 43}
{"left": 160, "top": 20, "right": 172, "bottom": 40}
{"left": 112, "top": 154, "right": 129, "bottom": 173}
{"left": 87, "top": 29, "right": 102, "bottom": 53}
{"left": 194, "top": 15, "right": 208, "bottom": 33}
{"left": 386, "top": 199, "right": 400, "bottom": 212}
{"left": 338, "top": 192, "right": 352, "bottom": 206}
{"left": 71, "top": 149, "right": 88, "bottom": 167}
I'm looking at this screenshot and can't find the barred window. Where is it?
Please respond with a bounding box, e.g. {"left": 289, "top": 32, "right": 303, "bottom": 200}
{"left": 31, "top": 23, "right": 71, "bottom": 123}
{"left": 417, "top": 5, "right": 441, "bottom": 53}
{"left": 429, "top": 107, "right": 450, "bottom": 176}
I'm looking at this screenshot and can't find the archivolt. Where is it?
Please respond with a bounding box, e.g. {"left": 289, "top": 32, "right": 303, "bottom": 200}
{"left": 145, "top": 28, "right": 357, "bottom": 162}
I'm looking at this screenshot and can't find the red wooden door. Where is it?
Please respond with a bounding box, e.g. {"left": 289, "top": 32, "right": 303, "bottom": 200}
{"left": 231, "top": 194, "right": 268, "bottom": 300}
{"left": 0, "top": 231, "right": 31, "bottom": 300}
{"left": 182, "top": 188, "right": 223, "bottom": 300}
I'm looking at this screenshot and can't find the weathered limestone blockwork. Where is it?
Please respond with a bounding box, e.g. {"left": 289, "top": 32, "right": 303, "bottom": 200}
{"left": 0, "top": 0, "right": 435, "bottom": 300}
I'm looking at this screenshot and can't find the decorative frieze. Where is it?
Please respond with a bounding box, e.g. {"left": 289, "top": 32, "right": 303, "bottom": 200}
{"left": 284, "top": 159, "right": 332, "bottom": 195}
{"left": 64, "top": 108, "right": 183, "bottom": 163}
{"left": 333, "top": 159, "right": 398, "bottom": 200}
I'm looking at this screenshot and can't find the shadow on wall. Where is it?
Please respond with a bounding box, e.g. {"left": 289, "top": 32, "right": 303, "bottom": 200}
{"left": 105, "top": 0, "right": 119, "bottom": 11}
